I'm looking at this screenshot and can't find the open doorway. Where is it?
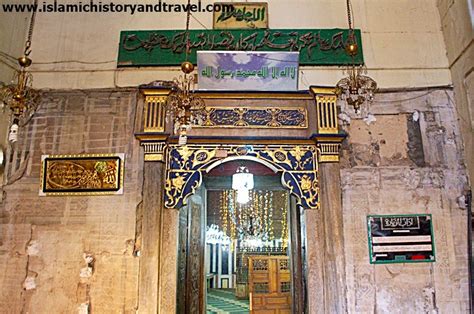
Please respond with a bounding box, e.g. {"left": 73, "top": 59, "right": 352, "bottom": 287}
{"left": 205, "top": 160, "right": 292, "bottom": 314}
{"left": 176, "top": 159, "right": 306, "bottom": 314}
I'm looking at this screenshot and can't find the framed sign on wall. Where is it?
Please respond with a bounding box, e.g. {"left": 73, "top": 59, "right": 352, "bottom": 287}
{"left": 117, "top": 29, "right": 364, "bottom": 67}
{"left": 39, "top": 153, "right": 125, "bottom": 196}
{"left": 213, "top": 2, "right": 268, "bottom": 29}
{"left": 197, "top": 51, "right": 299, "bottom": 91}
{"left": 367, "top": 214, "right": 435, "bottom": 264}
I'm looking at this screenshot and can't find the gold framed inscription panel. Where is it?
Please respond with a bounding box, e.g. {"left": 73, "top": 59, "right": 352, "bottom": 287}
{"left": 39, "top": 153, "right": 125, "bottom": 196}
{"left": 213, "top": 2, "right": 268, "bottom": 29}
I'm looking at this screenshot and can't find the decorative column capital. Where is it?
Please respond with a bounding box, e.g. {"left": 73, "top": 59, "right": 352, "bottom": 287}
{"left": 310, "top": 86, "right": 346, "bottom": 163}
{"left": 136, "top": 86, "right": 172, "bottom": 162}
{"left": 141, "top": 141, "right": 167, "bottom": 162}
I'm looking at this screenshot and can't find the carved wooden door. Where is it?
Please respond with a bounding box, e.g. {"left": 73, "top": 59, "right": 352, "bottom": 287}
{"left": 248, "top": 256, "right": 291, "bottom": 314}
{"left": 176, "top": 191, "right": 206, "bottom": 314}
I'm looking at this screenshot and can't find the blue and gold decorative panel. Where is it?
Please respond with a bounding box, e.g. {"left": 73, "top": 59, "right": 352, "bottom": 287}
{"left": 165, "top": 144, "right": 318, "bottom": 209}
{"left": 197, "top": 107, "right": 307, "bottom": 128}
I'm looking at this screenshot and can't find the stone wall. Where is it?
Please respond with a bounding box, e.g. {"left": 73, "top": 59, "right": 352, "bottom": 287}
{"left": 340, "top": 88, "right": 470, "bottom": 312}
{"left": 0, "top": 87, "right": 470, "bottom": 313}
{"left": 0, "top": 89, "right": 142, "bottom": 313}
{"left": 437, "top": 0, "right": 474, "bottom": 186}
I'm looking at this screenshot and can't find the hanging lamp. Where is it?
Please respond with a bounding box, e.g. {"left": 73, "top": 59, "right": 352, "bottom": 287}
{"left": 335, "top": 0, "right": 377, "bottom": 118}
{"left": 164, "top": 0, "right": 206, "bottom": 145}
{"left": 0, "top": 0, "right": 40, "bottom": 143}
{"left": 232, "top": 166, "right": 254, "bottom": 204}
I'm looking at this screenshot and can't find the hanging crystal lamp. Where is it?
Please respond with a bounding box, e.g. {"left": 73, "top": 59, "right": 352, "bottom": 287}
{"left": 232, "top": 166, "right": 254, "bottom": 204}
{"left": 335, "top": 0, "right": 377, "bottom": 118}
{"left": 1, "top": 55, "right": 39, "bottom": 117}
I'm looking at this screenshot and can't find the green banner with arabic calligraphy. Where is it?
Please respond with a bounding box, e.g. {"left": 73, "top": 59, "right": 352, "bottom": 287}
{"left": 117, "top": 28, "right": 363, "bottom": 67}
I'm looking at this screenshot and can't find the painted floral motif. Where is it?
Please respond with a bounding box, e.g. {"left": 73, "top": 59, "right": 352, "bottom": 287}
{"left": 164, "top": 144, "right": 319, "bottom": 209}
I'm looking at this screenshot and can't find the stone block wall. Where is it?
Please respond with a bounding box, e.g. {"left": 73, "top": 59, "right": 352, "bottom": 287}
{"left": 0, "top": 89, "right": 142, "bottom": 313}
{"left": 437, "top": 0, "right": 474, "bottom": 185}
{"left": 340, "top": 89, "right": 470, "bottom": 313}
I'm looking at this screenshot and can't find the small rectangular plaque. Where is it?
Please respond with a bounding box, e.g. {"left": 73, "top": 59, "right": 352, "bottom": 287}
{"left": 213, "top": 2, "right": 268, "bottom": 29}
{"left": 197, "top": 51, "right": 299, "bottom": 91}
{"left": 367, "top": 214, "right": 435, "bottom": 264}
{"left": 40, "top": 154, "right": 124, "bottom": 196}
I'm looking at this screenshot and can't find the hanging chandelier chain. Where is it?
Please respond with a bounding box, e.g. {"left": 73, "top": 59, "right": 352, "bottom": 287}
{"left": 336, "top": 0, "right": 377, "bottom": 118}
{"left": 25, "top": 0, "right": 38, "bottom": 56}
{"left": 0, "top": 0, "right": 40, "bottom": 144}
{"left": 184, "top": 0, "right": 191, "bottom": 62}
{"left": 346, "top": 0, "right": 353, "bottom": 30}
{"left": 157, "top": 0, "right": 206, "bottom": 145}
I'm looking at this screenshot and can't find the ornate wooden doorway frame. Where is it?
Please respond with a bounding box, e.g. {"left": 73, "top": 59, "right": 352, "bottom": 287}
{"left": 134, "top": 87, "right": 348, "bottom": 313}
{"left": 169, "top": 144, "right": 315, "bottom": 313}
{"left": 169, "top": 144, "right": 315, "bottom": 314}
{"left": 164, "top": 144, "right": 319, "bottom": 210}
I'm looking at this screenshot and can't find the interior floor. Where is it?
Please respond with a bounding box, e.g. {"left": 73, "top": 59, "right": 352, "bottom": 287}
{"left": 206, "top": 289, "right": 249, "bottom": 314}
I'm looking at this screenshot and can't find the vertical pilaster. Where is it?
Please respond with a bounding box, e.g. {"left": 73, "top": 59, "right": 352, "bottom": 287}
{"left": 310, "top": 86, "right": 347, "bottom": 312}
{"left": 135, "top": 86, "right": 171, "bottom": 313}
{"left": 305, "top": 209, "right": 325, "bottom": 314}
{"left": 319, "top": 162, "right": 347, "bottom": 313}
{"left": 138, "top": 161, "right": 164, "bottom": 313}
{"left": 185, "top": 192, "right": 206, "bottom": 314}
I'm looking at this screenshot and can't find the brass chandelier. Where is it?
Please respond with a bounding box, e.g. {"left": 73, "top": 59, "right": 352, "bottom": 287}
{"left": 164, "top": 0, "right": 206, "bottom": 145}
{"left": 166, "top": 61, "right": 206, "bottom": 145}
{"left": 0, "top": 0, "right": 40, "bottom": 143}
{"left": 335, "top": 0, "right": 377, "bottom": 118}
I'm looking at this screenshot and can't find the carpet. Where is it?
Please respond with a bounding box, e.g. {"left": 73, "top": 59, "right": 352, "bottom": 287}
{"left": 206, "top": 289, "right": 249, "bottom": 314}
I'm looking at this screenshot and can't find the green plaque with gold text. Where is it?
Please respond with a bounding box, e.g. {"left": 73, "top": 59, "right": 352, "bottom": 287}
{"left": 117, "top": 28, "right": 363, "bottom": 67}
